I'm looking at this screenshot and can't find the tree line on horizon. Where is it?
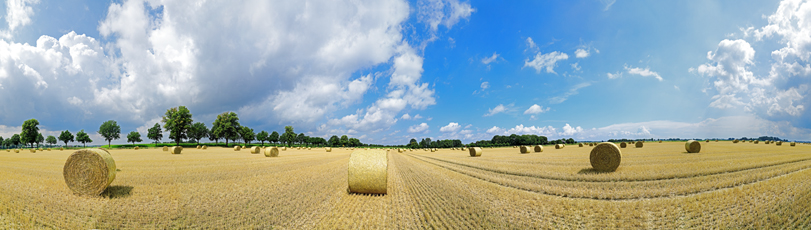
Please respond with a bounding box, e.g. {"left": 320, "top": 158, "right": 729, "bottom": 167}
{"left": 0, "top": 106, "right": 367, "bottom": 149}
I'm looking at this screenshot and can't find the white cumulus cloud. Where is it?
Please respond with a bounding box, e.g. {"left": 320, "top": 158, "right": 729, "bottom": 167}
{"left": 523, "top": 104, "right": 550, "bottom": 114}
{"left": 407, "top": 123, "right": 430, "bottom": 133}
{"left": 440, "top": 122, "right": 462, "bottom": 132}
{"left": 624, "top": 65, "right": 664, "bottom": 81}
{"left": 524, "top": 51, "right": 569, "bottom": 74}
{"left": 484, "top": 104, "right": 509, "bottom": 117}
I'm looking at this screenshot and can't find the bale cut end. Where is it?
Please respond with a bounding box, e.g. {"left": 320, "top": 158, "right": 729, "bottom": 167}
{"left": 264, "top": 147, "right": 279, "bottom": 157}
{"left": 555, "top": 144, "right": 564, "bottom": 149}
{"left": 63, "top": 148, "right": 116, "bottom": 196}
{"left": 170, "top": 146, "right": 183, "bottom": 154}
{"left": 534, "top": 145, "right": 543, "bottom": 152}
{"left": 469, "top": 147, "right": 482, "bottom": 157}
{"left": 347, "top": 149, "right": 388, "bottom": 194}
{"left": 250, "top": 146, "right": 261, "bottom": 154}
{"left": 685, "top": 140, "right": 701, "bottom": 153}
{"left": 326, "top": 147, "right": 332, "bottom": 152}
{"left": 635, "top": 141, "right": 643, "bottom": 148}
{"left": 519, "top": 146, "right": 530, "bottom": 154}
{"left": 590, "top": 142, "right": 622, "bottom": 172}
{"left": 162, "top": 146, "right": 168, "bottom": 151}
{"left": 620, "top": 142, "right": 627, "bottom": 148}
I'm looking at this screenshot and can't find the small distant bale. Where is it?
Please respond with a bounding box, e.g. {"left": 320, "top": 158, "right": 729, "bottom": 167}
{"left": 590, "top": 142, "right": 622, "bottom": 172}
{"left": 620, "top": 142, "right": 627, "bottom": 148}
{"left": 790, "top": 142, "right": 796, "bottom": 146}
{"left": 30, "top": 149, "right": 36, "bottom": 153}
{"left": 63, "top": 148, "right": 116, "bottom": 196}
{"left": 589, "top": 143, "right": 594, "bottom": 146}
{"left": 281, "top": 147, "right": 286, "bottom": 151}
{"left": 469, "top": 147, "right": 482, "bottom": 157}
{"left": 578, "top": 143, "right": 584, "bottom": 147}
{"left": 635, "top": 141, "right": 643, "bottom": 148}
{"left": 754, "top": 140, "right": 759, "bottom": 144}
{"left": 196, "top": 145, "right": 201, "bottom": 149}
{"left": 163, "top": 146, "right": 168, "bottom": 151}
{"left": 250, "top": 146, "right": 261, "bottom": 154}
{"left": 705, "top": 140, "right": 709, "bottom": 142}
{"left": 733, "top": 140, "right": 739, "bottom": 143}
{"left": 513, "top": 146, "right": 517, "bottom": 148}
{"left": 60, "top": 147, "right": 64, "bottom": 151}
{"left": 347, "top": 149, "right": 388, "bottom": 194}
{"left": 170, "top": 146, "right": 183, "bottom": 154}
{"left": 202, "top": 145, "right": 207, "bottom": 150}
{"left": 659, "top": 140, "right": 662, "bottom": 143}
{"left": 555, "top": 144, "right": 564, "bottom": 149}
{"left": 715, "top": 140, "right": 718, "bottom": 142}
{"left": 264, "top": 147, "right": 279, "bottom": 157}
{"left": 134, "top": 146, "right": 139, "bottom": 150}
{"left": 15, "top": 149, "right": 20, "bottom": 153}
{"left": 534, "top": 145, "right": 543, "bottom": 152}
{"left": 326, "top": 147, "right": 332, "bottom": 152}
{"left": 462, "top": 147, "right": 467, "bottom": 151}
{"left": 519, "top": 146, "right": 530, "bottom": 154}
{"left": 431, "top": 148, "right": 436, "bottom": 152}
{"left": 776, "top": 141, "right": 783, "bottom": 146}
{"left": 234, "top": 146, "right": 241, "bottom": 151}
{"left": 685, "top": 140, "right": 701, "bottom": 153}
{"left": 47, "top": 148, "right": 52, "bottom": 151}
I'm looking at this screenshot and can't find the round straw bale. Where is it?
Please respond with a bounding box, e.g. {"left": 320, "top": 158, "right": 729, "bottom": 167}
{"left": 250, "top": 146, "right": 261, "bottom": 154}
{"left": 347, "top": 149, "right": 387, "bottom": 194}
{"left": 134, "top": 146, "right": 139, "bottom": 150}
{"left": 685, "top": 140, "right": 701, "bottom": 153}
{"left": 620, "top": 142, "right": 627, "bottom": 148}
{"left": 15, "top": 149, "right": 19, "bottom": 153}
{"left": 590, "top": 142, "right": 622, "bottom": 172}
{"left": 202, "top": 145, "right": 207, "bottom": 149}
{"left": 754, "top": 140, "right": 759, "bottom": 144}
{"left": 513, "top": 146, "right": 517, "bottom": 148}
{"left": 659, "top": 140, "right": 662, "bottom": 143}
{"left": 635, "top": 141, "right": 643, "bottom": 148}
{"left": 163, "top": 146, "right": 168, "bottom": 151}
{"left": 63, "top": 148, "right": 116, "bottom": 196}
{"left": 733, "top": 140, "right": 739, "bottom": 143}
{"left": 170, "top": 146, "right": 182, "bottom": 154}
{"left": 519, "top": 146, "right": 530, "bottom": 154}
{"left": 47, "top": 148, "right": 51, "bottom": 151}
{"left": 534, "top": 145, "right": 543, "bottom": 152}
{"left": 555, "top": 144, "right": 564, "bottom": 149}
{"left": 264, "top": 147, "right": 279, "bottom": 157}
{"left": 469, "top": 147, "right": 482, "bottom": 157}
{"left": 715, "top": 140, "right": 718, "bottom": 142}
{"left": 30, "top": 149, "right": 36, "bottom": 153}
{"left": 578, "top": 143, "right": 584, "bottom": 147}
{"left": 430, "top": 148, "right": 436, "bottom": 152}
{"left": 234, "top": 146, "right": 240, "bottom": 151}
{"left": 60, "top": 147, "right": 64, "bottom": 151}
{"left": 776, "top": 141, "right": 783, "bottom": 146}
{"left": 705, "top": 140, "right": 709, "bottom": 142}
{"left": 281, "top": 147, "right": 286, "bottom": 151}
{"left": 326, "top": 147, "right": 332, "bottom": 152}
{"left": 790, "top": 142, "right": 796, "bottom": 146}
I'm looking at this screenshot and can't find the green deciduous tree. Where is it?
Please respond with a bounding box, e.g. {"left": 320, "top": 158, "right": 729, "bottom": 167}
{"left": 282, "top": 126, "right": 296, "bottom": 147}
{"left": 147, "top": 123, "right": 163, "bottom": 145}
{"left": 188, "top": 122, "right": 209, "bottom": 145}
{"left": 296, "top": 133, "right": 305, "bottom": 146}
{"left": 268, "top": 131, "right": 279, "bottom": 145}
{"left": 239, "top": 126, "right": 256, "bottom": 145}
{"left": 162, "top": 106, "right": 193, "bottom": 146}
{"left": 46, "top": 135, "right": 57, "bottom": 147}
{"left": 328, "top": 135, "right": 339, "bottom": 147}
{"left": 340, "top": 135, "right": 348, "bottom": 147}
{"left": 257, "top": 131, "right": 269, "bottom": 146}
{"left": 76, "top": 130, "right": 92, "bottom": 147}
{"left": 20, "top": 119, "right": 39, "bottom": 148}
{"left": 98, "top": 120, "right": 121, "bottom": 148}
{"left": 10, "top": 134, "right": 21, "bottom": 148}
{"left": 36, "top": 133, "right": 44, "bottom": 148}
{"left": 127, "top": 131, "right": 143, "bottom": 145}
{"left": 212, "top": 112, "right": 240, "bottom": 147}
{"left": 59, "top": 130, "right": 74, "bottom": 147}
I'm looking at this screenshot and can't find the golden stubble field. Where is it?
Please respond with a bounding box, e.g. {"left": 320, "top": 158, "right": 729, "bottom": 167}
{"left": 1, "top": 141, "right": 810, "bottom": 229}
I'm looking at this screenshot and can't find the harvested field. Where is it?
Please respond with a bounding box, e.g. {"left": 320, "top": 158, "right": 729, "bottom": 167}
{"left": 1, "top": 141, "right": 810, "bottom": 228}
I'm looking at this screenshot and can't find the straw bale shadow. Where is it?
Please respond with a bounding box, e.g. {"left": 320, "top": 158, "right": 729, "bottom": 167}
{"left": 577, "top": 167, "right": 614, "bottom": 175}
{"left": 101, "top": 185, "right": 133, "bottom": 199}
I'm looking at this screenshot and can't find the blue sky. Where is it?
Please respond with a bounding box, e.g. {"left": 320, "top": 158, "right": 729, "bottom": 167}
{"left": 0, "top": 0, "right": 809, "bottom": 145}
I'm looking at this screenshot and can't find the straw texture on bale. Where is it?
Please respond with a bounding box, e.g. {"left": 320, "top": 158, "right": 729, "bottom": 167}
{"left": 776, "top": 141, "right": 783, "bottom": 146}
{"left": 202, "top": 145, "right": 207, "bottom": 149}
{"left": 469, "top": 147, "right": 482, "bottom": 157}
{"left": 578, "top": 143, "right": 584, "bottom": 147}
{"left": 590, "top": 142, "right": 622, "bottom": 172}
{"left": 63, "top": 148, "right": 116, "bottom": 196}
{"left": 326, "top": 147, "right": 332, "bottom": 152}
{"left": 234, "top": 146, "right": 241, "bottom": 151}
{"left": 134, "top": 146, "right": 139, "bottom": 150}
{"left": 519, "top": 146, "right": 530, "bottom": 154}
{"left": 163, "top": 146, "right": 168, "bottom": 151}
{"left": 347, "top": 149, "right": 388, "bottom": 194}
{"left": 620, "top": 142, "right": 627, "bottom": 148}
{"left": 264, "top": 147, "right": 279, "bottom": 157}
{"left": 170, "top": 146, "right": 183, "bottom": 154}
{"left": 534, "top": 145, "right": 543, "bottom": 152}
{"left": 555, "top": 144, "right": 564, "bottom": 149}
{"left": 635, "top": 141, "right": 643, "bottom": 148}
{"left": 685, "top": 140, "right": 701, "bottom": 153}
{"left": 790, "top": 142, "right": 796, "bottom": 146}
{"left": 250, "top": 146, "right": 261, "bottom": 154}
